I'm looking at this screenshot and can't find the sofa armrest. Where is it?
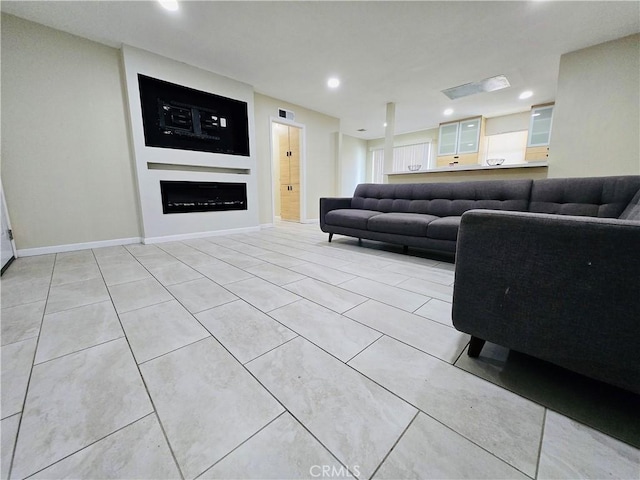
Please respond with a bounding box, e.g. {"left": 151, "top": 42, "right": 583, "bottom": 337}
{"left": 452, "top": 209, "right": 640, "bottom": 393}
{"left": 320, "top": 197, "right": 352, "bottom": 231}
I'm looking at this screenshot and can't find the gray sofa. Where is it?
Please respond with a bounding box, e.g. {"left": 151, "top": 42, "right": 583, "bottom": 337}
{"left": 320, "top": 176, "right": 640, "bottom": 394}
{"left": 320, "top": 176, "right": 640, "bottom": 256}
{"left": 320, "top": 179, "right": 534, "bottom": 255}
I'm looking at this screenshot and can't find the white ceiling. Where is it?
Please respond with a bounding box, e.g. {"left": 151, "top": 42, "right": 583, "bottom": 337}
{"left": 2, "top": 1, "right": 639, "bottom": 139}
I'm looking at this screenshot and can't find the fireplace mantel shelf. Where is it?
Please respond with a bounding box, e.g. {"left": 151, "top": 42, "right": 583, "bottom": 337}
{"left": 147, "top": 163, "right": 250, "bottom": 175}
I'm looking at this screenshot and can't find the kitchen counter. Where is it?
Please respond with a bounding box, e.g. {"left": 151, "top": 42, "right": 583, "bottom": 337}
{"left": 386, "top": 162, "right": 549, "bottom": 184}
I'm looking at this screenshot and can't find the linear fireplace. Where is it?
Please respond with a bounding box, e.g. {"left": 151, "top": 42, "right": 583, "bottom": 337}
{"left": 160, "top": 181, "right": 247, "bottom": 214}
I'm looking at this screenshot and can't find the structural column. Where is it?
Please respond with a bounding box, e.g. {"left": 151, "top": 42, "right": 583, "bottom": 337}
{"left": 383, "top": 102, "right": 395, "bottom": 182}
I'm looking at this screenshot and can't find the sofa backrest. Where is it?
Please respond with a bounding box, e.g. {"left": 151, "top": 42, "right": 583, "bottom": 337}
{"left": 351, "top": 180, "right": 533, "bottom": 217}
{"left": 529, "top": 176, "right": 640, "bottom": 218}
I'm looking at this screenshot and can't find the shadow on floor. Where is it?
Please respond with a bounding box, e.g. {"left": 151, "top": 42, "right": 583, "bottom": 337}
{"left": 456, "top": 341, "right": 640, "bottom": 448}
{"left": 326, "top": 237, "right": 456, "bottom": 264}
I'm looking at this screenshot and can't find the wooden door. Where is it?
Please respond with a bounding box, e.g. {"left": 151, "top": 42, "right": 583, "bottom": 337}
{"left": 279, "top": 125, "right": 300, "bottom": 221}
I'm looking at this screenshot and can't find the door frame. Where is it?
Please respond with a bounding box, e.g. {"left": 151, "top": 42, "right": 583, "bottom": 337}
{"left": 1, "top": 181, "right": 17, "bottom": 273}
{"left": 269, "top": 116, "right": 307, "bottom": 224}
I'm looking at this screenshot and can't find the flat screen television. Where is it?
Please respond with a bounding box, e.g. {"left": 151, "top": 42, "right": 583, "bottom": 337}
{"left": 138, "top": 74, "right": 250, "bottom": 156}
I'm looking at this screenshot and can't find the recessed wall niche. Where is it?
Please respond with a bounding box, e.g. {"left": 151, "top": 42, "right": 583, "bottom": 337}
{"left": 121, "top": 45, "right": 258, "bottom": 242}
{"left": 138, "top": 74, "right": 250, "bottom": 156}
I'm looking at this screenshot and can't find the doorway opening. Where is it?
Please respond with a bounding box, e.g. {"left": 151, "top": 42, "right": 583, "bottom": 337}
{"left": 271, "top": 120, "right": 305, "bottom": 223}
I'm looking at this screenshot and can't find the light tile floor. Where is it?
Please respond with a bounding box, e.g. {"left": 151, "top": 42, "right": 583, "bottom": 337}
{"left": 1, "top": 222, "right": 638, "bottom": 479}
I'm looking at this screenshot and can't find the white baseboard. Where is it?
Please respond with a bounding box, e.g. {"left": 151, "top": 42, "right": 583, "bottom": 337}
{"left": 15, "top": 224, "right": 277, "bottom": 256}
{"left": 17, "top": 237, "right": 143, "bottom": 257}
{"left": 143, "top": 225, "right": 261, "bottom": 244}
{"left": 260, "top": 223, "right": 274, "bottom": 229}
{"left": 301, "top": 218, "right": 319, "bottom": 224}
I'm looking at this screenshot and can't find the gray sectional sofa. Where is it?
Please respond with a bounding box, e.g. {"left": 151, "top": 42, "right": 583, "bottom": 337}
{"left": 320, "top": 175, "right": 640, "bottom": 394}
{"left": 320, "top": 179, "right": 534, "bottom": 255}
{"left": 320, "top": 176, "right": 640, "bottom": 256}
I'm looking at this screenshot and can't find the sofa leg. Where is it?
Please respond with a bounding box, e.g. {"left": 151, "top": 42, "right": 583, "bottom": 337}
{"left": 467, "top": 336, "right": 486, "bottom": 357}
{"left": 358, "top": 238, "right": 362, "bottom": 245}
{"left": 328, "top": 233, "right": 333, "bottom": 242}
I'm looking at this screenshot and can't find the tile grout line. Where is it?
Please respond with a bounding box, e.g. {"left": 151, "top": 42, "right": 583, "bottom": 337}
{"left": 0, "top": 333, "right": 40, "bottom": 350}
{"left": 239, "top": 357, "right": 357, "bottom": 478}
{"left": 452, "top": 339, "right": 472, "bottom": 365}
{"left": 136, "top": 335, "right": 215, "bottom": 367}
{"left": 91, "top": 247, "right": 187, "bottom": 480}
{"left": 315, "top": 275, "right": 436, "bottom": 315}
{"left": 14, "top": 412, "right": 159, "bottom": 479}
{"left": 32, "top": 335, "right": 125, "bottom": 367}
{"left": 182, "top": 316, "right": 355, "bottom": 478}
{"left": 534, "top": 408, "right": 549, "bottom": 479}
{"left": 194, "top": 411, "right": 288, "bottom": 478}
{"left": 239, "top": 334, "right": 301, "bottom": 367}
{"left": 214, "top": 230, "right": 454, "bottom": 292}
{"left": 174, "top": 239, "right": 401, "bottom": 467}
{"left": 118, "top": 246, "right": 330, "bottom": 476}
{"left": 345, "top": 337, "right": 537, "bottom": 480}
{"left": 369, "top": 410, "right": 420, "bottom": 479}
{"left": 344, "top": 333, "right": 385, "bottom": 365}
{"left": 105, "top": 245, "right": 280, "bottom": 479}
{"left": 6, "top": 253, "right": 56, "bottom": 480}
{"left": 342, "top": 301, "right": 467, "bottom": 364}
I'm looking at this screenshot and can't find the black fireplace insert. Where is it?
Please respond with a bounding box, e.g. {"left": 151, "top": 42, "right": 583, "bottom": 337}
{"left": 160, "top": 181, "right": 247, "bottom": 214}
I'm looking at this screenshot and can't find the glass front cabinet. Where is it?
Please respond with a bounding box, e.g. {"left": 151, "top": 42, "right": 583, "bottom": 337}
{"left": 436, "top": 116, "right": 485, "bottom": 167}
{"left": 437, "top": 122, "right": 460, "bottom": 156}
{"left": 525, "top": 103, "right": 554, "bottom": 161}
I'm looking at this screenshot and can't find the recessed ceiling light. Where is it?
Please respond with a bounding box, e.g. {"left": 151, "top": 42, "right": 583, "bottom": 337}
{"left": 444, "top": 108, "right": 454, "bottom": 116}
{"left": 327, "top": 77, "right": 340, "bottom": 89}
{"left": 519, "top": 90, "right": 533, "bottom": 100}
{"left": 158, "top": 0, "right": 179, "bottom": 11}
{"left": 383, "top": 122, "right": 388, "bottom": 127}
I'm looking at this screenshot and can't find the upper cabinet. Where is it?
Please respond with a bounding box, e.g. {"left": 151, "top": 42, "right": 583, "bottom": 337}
{"left": 457, "top": 118, "right": 483, "bottom": 153}
{"left": 437, "top": 117, "right": 485, "bottom": 166}
{"left": 525, "top": 103, "right": 554, "bottom": 161}
{"left": 438, "top": 122, "right": 460, "bottom": 156}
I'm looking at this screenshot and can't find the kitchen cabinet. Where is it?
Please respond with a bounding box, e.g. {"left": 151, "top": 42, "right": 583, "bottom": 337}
{"left": 437, "top": 117, "right": 485, "bottom": 167}
{"left": 525, "top": 104, "right": 554, "bottom": 161}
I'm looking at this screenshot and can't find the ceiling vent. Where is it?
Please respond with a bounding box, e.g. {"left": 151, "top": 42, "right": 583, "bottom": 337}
{"left": 278, "top": 108, "right": 295, "bottom": 121}
{"left": 442, "top": 75, "right": 511, "bottom": 100}
{"left": 357, "top": 128, "right": 367, "bottom": 132}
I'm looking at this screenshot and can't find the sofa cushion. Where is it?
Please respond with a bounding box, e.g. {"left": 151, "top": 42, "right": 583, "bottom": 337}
{"left": 529, "top": 176, "right": 640, "bottom": 218}
{"left": 325, "top": 209, "right": 381, "bottom": 230}
{"left": 367, "top": 212, "right": 439, "bottom": 236}
{"left": 427, "top": 216, "right": 462, "bottom": 241}
{"left": 351, "top": 180, "right": 532, "bottom": 217}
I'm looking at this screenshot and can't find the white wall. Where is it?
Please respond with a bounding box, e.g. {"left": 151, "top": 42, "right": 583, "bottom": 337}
{"left": 254, "top": 94, "right": 340, "bottom": 223}
{"left": 339, "top": 134, "right": 367, "bottom": 196}
{"left": 549, "top": 34, "right": 640, "bottom": 177}
{"left": 1, "top": 14, "right": 141, "bottom": 251}
{"left": 271, "top": 123, "right": 284, "bottom": 217}
{"left": 121, "top": 45, "right": 259, "bottom": 241}
{"left": 484, "top": 112, "right": 530, "bottom": 136}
